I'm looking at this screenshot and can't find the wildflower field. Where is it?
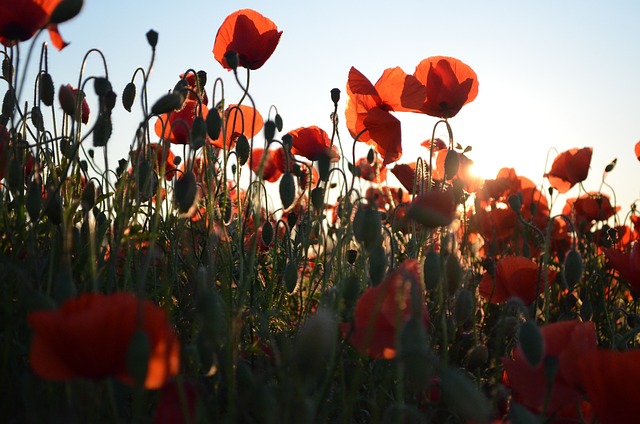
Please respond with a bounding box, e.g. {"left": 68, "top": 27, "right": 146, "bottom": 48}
{"left": 2, "top": 1, "right": 640, "bottom": 423}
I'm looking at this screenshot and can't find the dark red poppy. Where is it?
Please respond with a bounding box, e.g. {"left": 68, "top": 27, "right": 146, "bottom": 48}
{"left": 0, "top": 0, "right": 69, "bottom": 50}
{"left": 544, "top": 147, "right": 592, "bottom": 193}
{"left": 562, "top": 192, "right": 620, "bottom": 229}
{"left": 407, "top": 189, "right": 457, "bottom": 228}
{"left": 356, "top": 156, "right": 387, "bottom": 182}
{"left": 578, "top": 348, "right": 640, "bottom": 424}
{"left": 478, "top": 256, "right": 557, "bottom": 304}
{"left": 346, "top": 259, "right": 429, "bottom": 359}
{"left": 211, "top": 104, "right": 264, "bottom": 150}
{"left": 28, "top": 292, "right": 180, "bottom": 389}
{"left": 503, "top": 320, "right": 596, "bottom": 416}
{"left": 213, "top": 9, "right": 282, "bottom": 71}
{"left": 604, "top": 243, "right": 640, "bottom": 292}
{"left": 391, "top": 162, "right": 429, "bottom": 194}
{"left": 287, "top": 126, "right": 339, "bottom": 162}
{"left": 154, "top": 100, "right": 205, "bottom": 145}
{"left": 59, "top": 84, "right": 90, "bottom": 124}
{"left": 408, "top": 56, "right": 479, "bottom": 118}
{"left": 346, "top": 66, "right": 425, "bottom": 164}
{"left": 154, "top": 380, "right": 198, "bottom": 424}
{"left": 249, "top": 147, "right": 286, "bottom": 182}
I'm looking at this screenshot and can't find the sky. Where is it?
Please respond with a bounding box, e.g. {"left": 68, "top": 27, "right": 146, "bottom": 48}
{"left": 23, "top": 0, "right": 640, "bottom": 218}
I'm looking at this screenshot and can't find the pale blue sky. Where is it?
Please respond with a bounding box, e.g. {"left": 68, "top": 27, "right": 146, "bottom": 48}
{"left": 36, "top": 0, "right": 640, "bottom": 217}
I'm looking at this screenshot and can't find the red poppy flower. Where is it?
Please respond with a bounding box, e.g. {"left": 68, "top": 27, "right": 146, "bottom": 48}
{"left": 28, "top": 292, "right": 180, "bottom": 389}
{"left": 346, "top": 259, "right": 429, "bottom": 359}
{"left": 180, "top": 71, "right": 208, "bottom": 104}
{"left": 478, "top": 256, "right": 557, "bottom": 304}
{"left": 604, "top": 243, "right": 640, "bottom": 292}
{"left": 635, "top": 141, "right": 640, "bottom": 161}
{"left": 503, "top": 320, "right": 596, "bottom": 416}
{"left": 578, "top": 349, "right": 640, "bottom": 424}
{"left": 287, "top": 126, "right": 339, "bottom": 162}
{"left": 154, "top": 100, "right": 206, "bottom": 145}
{"left": 213, "top": 9, "right": 282, "bottom": 71}
{"left": 249, "top": 147, "right": 286, "bottom": 182}
{"left": 409, "top": 56, "right": 479, "bottom": 118}
{"left": 0, "top": 0, "right": 69, "bottom": 50}
{"left": 355, "top": 156, "right": 387, "bottom": 182}
{"left": 144, "top": 143, "right": 177, "bottom": 180}
{"left": 59, "top": 84, "right": 90, "bottom": 124}
{"left": 211, "top": 104, "right": 264, "bottom": 150}
{"left": 544, "top": 147, "right": 592, "bottom": 193}
{"left": 154, "top": 380, "right": 198, "bottom": 424}
{"left": 346, "top": 66, "right": 425, "bottom": 165}
{"left": 407, "top": 189, "right": 457, "bottom": 228}
{"left": 391, "top": 162, "right": 429, "bottom": 194}
{"left": 562, "top": 192, "right": 620, "bottom": 228}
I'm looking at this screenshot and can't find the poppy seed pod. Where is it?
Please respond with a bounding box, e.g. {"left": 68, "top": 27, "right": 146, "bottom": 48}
{"left": 330, "top": 88, "right": 341, "bottom": 105}
{"left": 146, "top": 30, "right": 158, "bottom": 48}
{"left": 224, "top": 51, "right": 239, "bottom": 71}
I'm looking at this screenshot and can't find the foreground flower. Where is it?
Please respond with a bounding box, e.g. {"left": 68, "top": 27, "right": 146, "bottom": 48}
{"left": 544, "top": 147, "right": 592, "bottom": 193}
{"left": 408, "top": 56, "right": 479, "bottom": 118}
{"left": 604, "top": 242, "right": 640, "bottom": 293}
{"left": 563, "top": 192, "right": 620, "bottom": 229}
{"left": 28, "top": 292, "right": 180, "bottom": 389}
{"left": 578, "top": 349, "right": 640, "bottom": 424}
{"left": 0, "top": 0, "right": 70, "bottom": 50}
{"left": 478, "top": 256, "right": 557, "bottom": 305}
{"left": 407, "top": 189, "right": 456, "bottom": 228}
{"left": 346, "top": 66, "right": 425, "bottom": 164}
{"left": 213, "top": 9, "right": 282, "bottom": 70}
{"left": 503, "top": 320, "right": 596, "bottom": 416}
{"left": 346, "top": 259, "right": 429, "bottom": 359}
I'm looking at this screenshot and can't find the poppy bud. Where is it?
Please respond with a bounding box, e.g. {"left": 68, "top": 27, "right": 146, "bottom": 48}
{"left": 103, "top": 90, "right": 116, "bottom": 112}
{"left": 423, "top": 249, "right": 443, "bottom": 290}
{"left": 174, "top": 171, "right": 197, "bottom": 214}
{"left": 151, "top": 92, "right": 182, "bottom": 115}
{"left": 604, "top": 158, "right": 617, "bottom": 173}
{"left": 264, "top": 120, "right": 276, "bottom": 143}
{"left": 317, "top": 152, "right": 331, "bottom": 182}
{"left": 44, "top": 189, "right": 63, "bottom": 226}
{"left": 465, "top": 344, "right": 489, "bottom": 371}
{"left": 93, "top": 77, "right": 111, "bottom": 97}
{"left": 347, "top": 249, "right": 358, "bottom": 265}
{"left": 367, "top": 148, "right": 375, "bottom": 164}
{"left": 2, "top": 88, "right": 15, "bottom": 117}
{"left": 50, "top": 0, "right": 83, "bottom": 24}
{"left": 190, "top": 116, "right": 207, "bottom": 149}
{"left": 205, "top": 107, "right": 222, "bottom": 140}
{"left": 261, "top": 221, "right": 274, "bottom": 246}
{"left": 445, "top": 254, "right": 463, "bottom": 295}
{"left": 440, "top": 367, "right": 490, "bottom": 423}
{"left": 287, "top": 212, "right": 297, "bottom": 228}
{"left": 81, "top": 180, "right": 96, "bottom": 211}
{"left": 58, "top": 84, "right": 75, "bottom": 117}
{"left": 353, "top": 207, "right": 382, "bottom": 251}
{"left": 2, "top": 56, "right": 13, "bottom": 81}
{"left": 454, "top": 289, "right": 474, "bottom": 327}
{"left": 311, "top": 187, "right": 324, "bottom": 211}
{"left": 368, "top": 245, "right": 387, "bottom": 286}
{"left": 508, "top": 193, "right": 523, "bottom": 212}
{"left": 284, "top": 260, "right": 298, "bottom": 293}
{"left": 517, "top": 320, "right": 543, "bottom": 368}
{"left": 444, "top": 149, "right": 459, "bottom": 180}
{"left": 92, "top": 113, "right": 112, "bottom": 147}
{"left": 279, "top": 173, "right": 295, "bottom": 210}
{"left": 31, "top": 106, "right": 44, "bottom": 131}
{"left": 275, "top": 113, "right": 283, "bottom": 132}
{"left": 39, "top": 73, "right": 55, "bottom": 106}
{"left": 146, "top": 30, "right": 158, "bottom": 48}
{"left": 563, "top": 249, "right": 583, "bottom": 288}
{"left": 126, "top": 330, "right": 151, "bottom": 386}
{"left": 26, "top": 180, "right": 42, "bottom": 222}
{"left": 224, "top": 51, "right": 239, "bottom": 71}
{"left": 330, "top": 88, "right": 340, "bottom": 105}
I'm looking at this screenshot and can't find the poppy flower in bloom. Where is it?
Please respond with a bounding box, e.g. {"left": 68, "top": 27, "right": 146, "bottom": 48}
{"left": 391, "top": 162, "right": 429, "bottom": 194}
{"left": 287, "top": 126, "right": 339, "bottom": 162}
{"left": 346, "top": 66, "right": 426, "bottom": 165}
{"left": 503, "top": 321, "right": 596, "bottom": 417}
{"left": 408, "top": 56, "right": 479, "bottom": 119}
{"left": 636, "top": 141, "right": 640, "bottom": 161}
{"left": 478, "top": 256, "right": 557, "bottom": 305}
{"left": 213, "top": 9, "right": 282, "bottom": 71}
{"left": 28, "top": 292, "right": 180, "bottom": 389}
{"left": 0, "top": 0, "right": 69, "bottom": 50}
{"left": 407, "top": 189, "right": 457, "bottom": 228}
{"left": 578, "top": 348, "right": 640, "bottom": 424}
{"left": 346, "top": 259, "right": 429, "bottom": 359}
{"left": 211, "top": 104, "right": 264, "bottom": 150}
{"left": 249, "top": 147, "right": 287, "bottom": 182}
{"left": 604, "top": 243, "right": 640, "bottom": 293}
{"left": 145, "top": 143, "right": 177, "bottom": 180}
{"left": 155, "top": 100, "right": 206, "bottom": 145}
{"left": 544, "top": 147, "right": 592, "bottom": 193}
{"left": 355, "top": 156, "right": 387, "bottom": 182}
{"left": 562, "top": 192, "right": 620, "bottom": 229}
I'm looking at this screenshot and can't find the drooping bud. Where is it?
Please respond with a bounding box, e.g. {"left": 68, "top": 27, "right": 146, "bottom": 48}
{"left": 279, "top": 173, "right": 295, "bottom": 210}
{"left": 275, "top": 113, "right": 283, "bottom": 132}
{"left": 261, "top": 221, "right": 274, "bottom": 246}
{"left": 423, "top": 249, "right": 442, "bottom": 290}
{"left": 264, "top": 120, "right": 276, "bottom": 143}
{"left": 122, "top": 82, "right": 136, "bottom": 112}
{"left": 39, "top": 73, "right": 55, "bottom": 106}
{"left": 92, "top": 113, "right": 112, "bottom": 147}
{"left": 517, "top": 320, "right": 544, "bottom": 368}
{"left": 563, "top": 249, "right": 583, "bottom": 289}
{"left": 190, "top": 116, "right": 207, "bottom": 149}
{"left": 31, "top": 106, "right": 44, "bottom": 131}
{"left": 146, "top": 30, "right": 158, "bottom": 49}
{"left": 284, "top": 260, "right": 298, "bottom": 293}
{"left": 174, "top": 171, "right": 197, "bottom": 214}
{"left": 151, "top": 92, "right": 182, "bottom": 115}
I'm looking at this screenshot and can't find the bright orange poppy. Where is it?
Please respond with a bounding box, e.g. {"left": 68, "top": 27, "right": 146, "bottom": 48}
{"left": 249, "top": 147, "right": 286, "bottom": 182}
{"left": 544, "top": 147, "right": 592, "bottom": 193}
{"left": 287, "top": 126, "right": 339, "bottom": 162}
{"left": 28, "top": 292, "right": 180, "bottom": 389}
{"left": 478, "top": 256, "right": 557, "bottom": 305}
{"left": 0, "top": 0, "right": 69, "bottom": 50}
{"left": 503, "top": 320, "right": 596, "bottom": 417}
{"left": 578, "top": 349, "right": 640, "bottom": 424}
{"left": 346, "top": 259, "right": 429, "bottom": 359}
{"left": 213, "top": 9, "right": 282, "bottom": 71}
{"left": 408, "top": 56, "right": 479, "bottom": 118}
{"left": 211, "top": 104, "right": 264, "bottom": 150}
{"left": 346, "top": 66, "right": 425, "bottom": 165}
